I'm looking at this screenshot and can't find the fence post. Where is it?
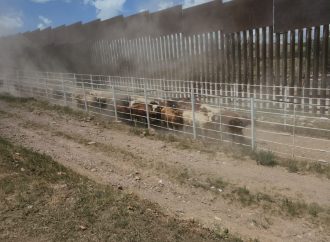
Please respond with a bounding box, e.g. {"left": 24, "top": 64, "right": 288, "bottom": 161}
{"left": 6, "top": 73, "right": 10, "bottom": 94}
{"left": 61, "top": 73, "right": 67, "bottom": 106}
{"left": 82, "top": 81, "right": 88, "bottom": 112}
{"left": 284, "top": 86, "right": 288, "bottom": 128}
{"left": 130, "top": 76, "right": 134, "bottom": 94}
{"left": 250, "top": 97, "right": 256, "bottom": 150}
{"left": 16, "top": 70, "right": 20, "bottom": 96}
{"left": 16, "top": 70, "right": 20, "bottom": 84}
{"left": 90, "top": 75, "right": 94, "bottom": 90}
{"left": 302, "top": 86, "right": 305, "bottom": 112}
{"left": 129, "top": 77, "right": 134, "bottom": 121}
{"left": 163, "top": 79, "right": 168, "bottom": 106}
{"left": 233, "top": 83, "right": 237, "bottom": 111}
{"left": 143, "top": 79, "right": 151, "bottom": 129}
{"left": 218, "top": 96, "right": 223, "bottom": 141}
{"left": 191, "top": 82, "right": 197, "bottom": 139}
{"left": 32, "top": 73, "right": 37, "bottom": 98}
{"left": 73, "top": 73, "right": 77, "bottom": 99}
{"left": 44, "top": 72, "right": 49, "bottom": 99}
{"left": 111, "top": 77, "right": 118, "bottom": 122}
{"left": 292, "top": 103, "right": 297, "bottom": 158}
{"left": 31, "top": 72, "right": 36, "bottom": 98}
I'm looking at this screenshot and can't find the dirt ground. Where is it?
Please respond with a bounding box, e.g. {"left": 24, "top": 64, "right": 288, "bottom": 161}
{"left": 0, "top": 134, "right": 232, "bottom": 242}
{"left": 0, "top": 98, "right": 329, "bottom": 242}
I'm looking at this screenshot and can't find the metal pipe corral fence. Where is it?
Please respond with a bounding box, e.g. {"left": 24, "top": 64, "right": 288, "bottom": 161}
{"left": 0, "top": 70, "right": 329, "bottom": 164}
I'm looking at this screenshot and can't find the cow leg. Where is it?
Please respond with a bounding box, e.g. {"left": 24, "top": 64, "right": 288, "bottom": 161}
{"left": 170, "top": 121, "right": 175, "bottom": 130}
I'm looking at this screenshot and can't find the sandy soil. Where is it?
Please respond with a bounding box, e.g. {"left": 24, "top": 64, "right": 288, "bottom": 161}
{"left": 0, "top": 99, "right": 329, "bottom": 242}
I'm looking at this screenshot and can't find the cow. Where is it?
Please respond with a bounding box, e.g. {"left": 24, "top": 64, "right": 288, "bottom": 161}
{"left": 161, "top": 107, "right": 184, "bottom": 130}
{"left": 74, "top": 90, "right": 110, "bottom": 110}
{"left": 130, "top": 102, "right": 162, "bottom": 126}
{"left": 182, "top": 103, "right": 251, "bottom": 141}
{"left": 182, "top": 109, "right": 212, "bottom": 138}
{"left": 200, "top": 104, "right": 220, "bottom": 114}
{"left": 199, "top": 104, "right": 250, "bottom": 134}
{"left": 74, "top": 93, "right": 93, "bottom": 109}
{"left": 211, "top": 110, "right": 251, "bottom": 142}
{"left": 130, "top": 102, "right": 148, "bottom": 125}
{"left": 88, "top": 90, "right": 110, "bottom": 109}
{"left": 182, "top": 110, "right": 210, "bottom": 127}
{"left": 161, "top": 97, "right": 201, "bottom": 111}
{"left": 116, "top": 99, "right": 131, "bottom": 119}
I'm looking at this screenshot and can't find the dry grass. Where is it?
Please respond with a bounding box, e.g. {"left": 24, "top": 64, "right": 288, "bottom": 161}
{"left": 229, "top": 187, "right": 330, "bottom": 221}
{"left": 2, "top": 95, "right": 330, "bottom": 214}
{"left": 252, "top": 150, "right": 278, "bottom": 167}
{"left": 250, "top": 149, "right": 330, "bottom": 179}
{"left": 16, "top": 117, "right": 330, "bottom": 225}
{"left": 1, "top": 95, "right": 330, "bottom": 233}
{"left": 280, "top": 158, "right": 330, "bottom": 179}
{"left": 0, "top": 136, "right": 243, "bottom": 242}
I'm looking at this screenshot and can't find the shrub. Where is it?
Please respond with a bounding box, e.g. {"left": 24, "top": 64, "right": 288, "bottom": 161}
{"left": 254, "top": 150, "right": 277, "bottom": 167}
{"left": 286, "top": 159, "right": 299, "bottom": 173}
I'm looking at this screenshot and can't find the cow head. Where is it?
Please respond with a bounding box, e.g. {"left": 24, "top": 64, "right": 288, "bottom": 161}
{"left": 149, "top": 101, "right": 160, "bottom": 112}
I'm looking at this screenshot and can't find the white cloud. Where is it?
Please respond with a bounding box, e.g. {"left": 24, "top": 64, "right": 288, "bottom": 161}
{"left": 84, "top": 0, "right": 126, "bottom": 20}
{"left": 37, "top": 15, "right": 52, "bottom": 30}
{"left": 158, "top": 1, "right": 175, "bottom": 10}
{"left": 183, "top": 0, "right": 212, "bottom": 8}
{"left": 132, "top": 0, "right": 175, "bottom": 13}
{"left": 134, "top": 0, "right": 211, "bottom": 13}
{"left": 0, "top": 14, "right": 23, "bottom": 36}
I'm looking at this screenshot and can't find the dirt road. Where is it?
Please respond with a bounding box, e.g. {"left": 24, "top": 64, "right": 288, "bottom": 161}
{"left": 0, "top": 99, "right": 329, "bottom": 242}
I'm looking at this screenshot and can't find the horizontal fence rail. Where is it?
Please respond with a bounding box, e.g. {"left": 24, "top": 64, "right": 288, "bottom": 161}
{"left": 0, "top": 70, "right": 329, "bottom": 164}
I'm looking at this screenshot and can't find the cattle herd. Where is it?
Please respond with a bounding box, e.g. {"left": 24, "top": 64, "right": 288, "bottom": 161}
{"left": 74, "top": 90, "right": 251, "bottom": 141}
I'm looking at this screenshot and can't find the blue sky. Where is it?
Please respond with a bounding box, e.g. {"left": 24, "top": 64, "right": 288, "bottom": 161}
{"left": 0, "top": 0, "right": 222, "bottom": 36}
